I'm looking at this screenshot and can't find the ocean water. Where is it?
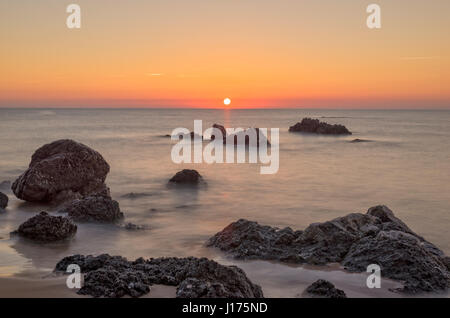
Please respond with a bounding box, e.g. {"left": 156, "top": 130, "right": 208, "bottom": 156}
{"left": 0, "top": 108, "right": 449, "bottom": 297}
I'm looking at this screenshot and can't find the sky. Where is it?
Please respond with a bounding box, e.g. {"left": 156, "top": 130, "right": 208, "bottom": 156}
{"left": 1, "top": 0, "right": 449, "bottom": 109}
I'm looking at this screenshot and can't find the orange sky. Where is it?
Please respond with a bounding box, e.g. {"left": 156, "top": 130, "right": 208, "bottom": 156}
{"left": 1, "top": 0, "right": 449, "bottom": 108}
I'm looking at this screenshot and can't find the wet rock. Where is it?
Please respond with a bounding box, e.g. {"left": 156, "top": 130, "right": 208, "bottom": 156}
{"left": 121, "top": 192, "right": 153, "bottom": 199}
{"left": 55, "top": 254, "right": 263, "bottom": 298}
{"left": 169, "top": 169, "right": 203, "bottom": 184}
{"left": 0, "top": 180, "right": 11, "bottom": 191}
{"left": 12, "top": 139, "right": 110, "bottom": 203}
{"left": 207, "top": 205, "right": 450, "bottom": 293}
{"left": 289, "top": 118, "right": 352, "bottom": 135}
{"left": 120, "top": 223, "right": 147, "bottom": 230}
{"left": 304, "top": 280, "right": 347, "bottom": 298}
{"left": 60, "top": 194, "right": 123, "bottom": 223}
{"left": 14, "top": 211, "right": 77, "bottom": 242}
{"left": 350, "top": 138, "right": 371, "bottom": 143}
{"left": 0, "top": 192, "right": 8, "bottom": 209}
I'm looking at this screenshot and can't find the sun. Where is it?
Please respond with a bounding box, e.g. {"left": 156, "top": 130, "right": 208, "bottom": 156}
{"left": 223, "top": 98, "right": 231, "bottom": 106}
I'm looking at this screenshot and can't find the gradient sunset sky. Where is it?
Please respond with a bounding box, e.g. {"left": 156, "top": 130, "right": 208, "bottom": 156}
{"left": 1, "top": 0, "right": 449, "bottom": 108}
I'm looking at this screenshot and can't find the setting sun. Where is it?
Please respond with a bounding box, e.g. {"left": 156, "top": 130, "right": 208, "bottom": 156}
{"left": 224, "top": 98, "right": 231, "bottom": 106}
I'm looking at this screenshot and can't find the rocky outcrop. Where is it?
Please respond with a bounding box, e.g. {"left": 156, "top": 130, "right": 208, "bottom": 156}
{"left": 289, "top": 118, "right": 352, "bottom": 135}
{"left": 304, "top": 280, "right": 347, "bottom": 298}
{"left": 169, "top": 169, "right": 204, "bottom": 185}
{"left": 207, "top": 205, "right": 450, "bottom": 294}
{"left": 14, "top": 212, "right": 77, "bottom": 242}
{"left": 12, "top": 139, "right": 110, "bottom": 203}
{"left": 60, "top": 194, "right": 123, "bottom": 223}
{"left": 210, "top": 124, "right": 270, "bottom": 147}
{"left": 0, "top": 192, "right": 8, "bottom": 210}
{"left": 55, "top": 254, "right": 263, "bottom": 298}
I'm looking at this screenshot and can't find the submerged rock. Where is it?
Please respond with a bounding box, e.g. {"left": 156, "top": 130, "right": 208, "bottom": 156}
{"left": 207, "top": 205, "right": 450, "bottom": 293}
{"left": 169, "top": 169, "right": 203, "bottom": 184}
{"left": 0, "top": 192, "right": 8, "bottom": 209}
{"left": 12, "top": 139, "right": 110, "bottom": 203}
{"left": 55, "top": 254, "right": 263, "bottom": 298}
{"left": 14, "top": 211, "right": 77, "bottom": 242}
{"left": 289, "top": 118, "right": 352, "bottom": 135}
{"left": 350, "top": 138, "right": 371, "bottom": 143}
{"left": 121, "top": 192, "right": 153, "bottom": 199}
{"left": 60, "top": 194, "right": 123, "bottom": 223}
{"left": 304, "top": 280, "right": 347, "bottom": 298}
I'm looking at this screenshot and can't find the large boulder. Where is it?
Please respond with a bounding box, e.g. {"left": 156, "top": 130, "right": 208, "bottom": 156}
{"left": 55, "top": 254, "right": 263, "bottom": 298}
{"left": 14, "top": 211, "right": 77, "bottom": 242}
{"left": 169, "top": 169, "right": 204, "bottom": 185}
{"left": 304, "top": 280, "right": 347, "bottom": 298}
{"left": 207, "top": 206, "right": 450, "bottom": 293}
{"left": 60, "top": 194, "right": 123, "bottom": 223}
{"left": 289, "top": 118, "right": 352, "bottom": 135}
{"left": 0, "top": 192, "right": 8, "bottom": 209}
{"left": 12, "top": 139, "right": 110, "bottom": 203}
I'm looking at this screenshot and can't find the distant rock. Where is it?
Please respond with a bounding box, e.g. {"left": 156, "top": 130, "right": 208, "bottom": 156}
{"left": 55, "top": 254, "right": 263, "bottom": 298}
{"left": 0, "top": 192, "right": 8, "bottom": 209}
{"left": 121, "top": 192, "right": 153, "bottom": 199}
{"left": 14, "top": 211, "right": 77, "bottom": 242}
{"left": 0, "top": 180, "right": 11, "bottom": 191}
{"left": 210, "top": 124, "right": 227, "bottom": 142}
{"left": 12, "top": 139, "right": 110, "bottom": 203}
{"left": 120, "top": 223, "right": 147, "bottom": 231}
{"left": 350, "top": 138, "right": 372, "bottom": 143}
{"left": 289, "top": 118, "right": 352, "bottom": 135}
{"left": 169, "top": 169, "right": 204, "bottom": 185}
{"left": 304, "top": 280, "right": 347, "bottom": 298}
{"left": 207, "top": 205, "right": 450, "bottom": 293}
{"left": 60, "top": 194, "right": 123, "bottom": 223}
{"left": 211, "top": 124, "right": 270, "bottom": 147}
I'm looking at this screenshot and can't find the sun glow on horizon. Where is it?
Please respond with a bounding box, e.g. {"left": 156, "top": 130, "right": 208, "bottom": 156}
{"left": 223, "top": 98, "right": 231, "bottom": 106}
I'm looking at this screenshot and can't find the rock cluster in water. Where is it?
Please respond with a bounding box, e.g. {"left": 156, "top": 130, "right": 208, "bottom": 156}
{"left": 289, "top": 118, "right": 352, "bottom": 135}
{"left": 14, "top": 211, "right": 77, "bottom": 242}
{"left": 0, "top": 192, "right": 8, "bottom": 210}
{"left": 304, "top": 280, "right": 347, "bottom": 298}
{"left": 207, "top": 205, "right": 450, "bottom": 293}
{"left": 211, "top": 124, "right": 271, "bottom": 147}
{"left": 169, "top": 169, "right": 204, "bottom": 184}
{"left": 60, "top": 194, "right": 123, "bottom": 223}
{"left": 12, "top": 139, "right": 110, "bottom": 203}
{"left": 55, "top": 254, "right": 263, "bottom": 298}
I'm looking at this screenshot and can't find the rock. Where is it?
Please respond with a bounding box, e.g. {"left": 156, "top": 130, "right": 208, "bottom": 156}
{"left": 289, "top": 118, "right": 352, "bottom": 135}
{"left": 55, "top": 254, "right": 263, "bottom": 298}
{"left": 207, "top": 205, "right": 450, "bottom": 293}
{"left": 210, "top": 124, "right": 227, "bottom": 142}
{"left": 60, "top": 194, "right": 123, "bottom": 223}
{"left": 350, "top": 138, "right": 371, "bottom": 143}
{"left": 0, "top": 180, "right": 11, "bottom": 191}
{"left": 169, "top": 169, "right": 203, "bottom": 184}
{"left": 0, "top": 192, "right": 8, "bottom": 209}
{"left": 121, "top": 192, "right": 153, "bottom": 199}
{"left": 210, "top": 124, "right": 270, "bottom": 147}
{"left": 14, "top": 211, "right": 77, "bottom": 242}
{"left": 120, "top": 223, "right": 147, "bottom": 230}
{"left": 12, "top": 139, "right": 110, "bottom": 203}
{"left": 304, "top": 280, "right": 347, "bottom": 298}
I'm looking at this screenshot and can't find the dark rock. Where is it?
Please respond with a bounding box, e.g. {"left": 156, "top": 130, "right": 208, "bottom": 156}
{"left": 207, "top": 205, "right": 450, "bottom": 293}
{"left": 210, "top": 124, "right": 227, "bottom": 142}
{"left": 55, "top": 254, "right": 263, "bottom": 298}
{"left": 169, "top": 169, "right": 203, "bottom": 184}
{"left": 12, "top": 139, "right": 110, "bottom": 203}
{"left": 15, "top": 211, "right": 77, "bottom": 242}
{"left": 289, "top": 118, "right": 352, "bottom": 135}
{"left": 304, "top": 280, "right": 347, "bottom": 298}
{"left": 121, "top": 192, "right": 153, "bottom": 199}
{"left": 121, "top": 223, "right": 147, "bottom": 230}
{"left": 0, "top": 192, "right": 8, "bottom": 209}
{"left": 210, "top": 124, "right": 270, "bottom": 147}
{"left": 350, "top": 138, "right": 371, "bottom": 143}
{"left": 60, "top": 194, "right": 123, "bottom": 223}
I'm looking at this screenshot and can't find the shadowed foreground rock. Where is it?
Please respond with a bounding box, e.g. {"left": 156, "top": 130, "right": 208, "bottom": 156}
{"left": 14, "top": 212, "right": 77, "bottom": 242}
{"left": 60, "top": 194, "right": 123, "bottom": 222}
{"left": 304, "top": 280, "right": 347, "bottom": 298}
{"left": 12, "top": 139, "right": 110, "bottom": 203}
{"left": 289, "top": 118, "right": 352, "bottom": 135}
{"left": 169, "top": 169, "right": 203, "bottom": 184}
{"left": 0, "top": 192, "right": 8, "bottom": 209}
{"left": 207, "top": 205, "right": 450, "bottom": 294}
{"left": 55, "top": 254, "right": 263, "bottom": 298}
